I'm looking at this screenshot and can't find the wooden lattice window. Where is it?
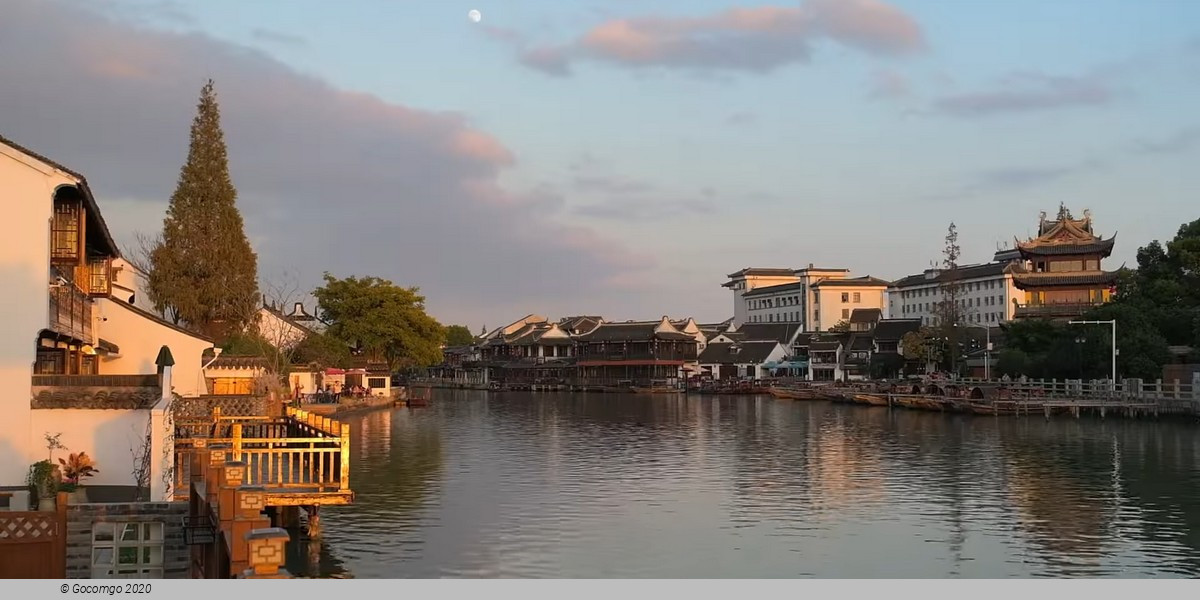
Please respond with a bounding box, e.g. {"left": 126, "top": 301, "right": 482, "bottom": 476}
{"left": 87, "top": 257, "right": 112, "bottom": 297}
{"left": 51, "top": 199, "right": 83, "bottom": 264}
{"left": 35, "top": 348, "right": 65, "bottom": 375}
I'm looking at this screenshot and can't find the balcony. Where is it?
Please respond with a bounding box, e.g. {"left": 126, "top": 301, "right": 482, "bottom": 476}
{"left": 1014, "top": 302, "right": 1102, "bottom": 319}
{"left": 31, "top": 374, "right": 161, "bottom": 409}
{"left": 47, "top": 282, "right": 94, "bottom": 342}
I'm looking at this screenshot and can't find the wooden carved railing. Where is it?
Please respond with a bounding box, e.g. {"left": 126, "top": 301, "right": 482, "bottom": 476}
{"left": 175, "top": 407, "right": 351, "bottom": 500}
{"left": 187, "top": 447, "right": 291, "bottom": 578}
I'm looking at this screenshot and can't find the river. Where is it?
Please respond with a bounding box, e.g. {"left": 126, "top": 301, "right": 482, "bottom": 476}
{"left": 286, "top": 389, "right": 1200, "bottom": 578}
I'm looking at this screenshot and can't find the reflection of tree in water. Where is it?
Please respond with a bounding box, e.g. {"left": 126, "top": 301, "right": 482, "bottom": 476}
{"left": 993, "top": 418, "right": 1200, "bottom": 576}
{"left": 1098, "top": 421, "right": 1200, "bottom": 575}
{"left": 288, "top": 408, "right": 446, "bottom": 578}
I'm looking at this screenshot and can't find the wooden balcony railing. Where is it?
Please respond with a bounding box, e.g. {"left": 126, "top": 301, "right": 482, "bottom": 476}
{"left": 174, "top": 407, "right": 351, "bottom": 505}
{"left": 48, "top": 283, "right": 92, "bottom": 341}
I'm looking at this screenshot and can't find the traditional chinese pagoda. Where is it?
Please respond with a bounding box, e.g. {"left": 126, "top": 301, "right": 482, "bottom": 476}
{"left": 1011, "top": 204, "right": 1119, "bottom": 319}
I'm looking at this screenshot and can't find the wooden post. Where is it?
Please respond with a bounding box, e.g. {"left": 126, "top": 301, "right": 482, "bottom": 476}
{"left": 229, "top": 486, "right": 269, "bottom": 574}
{"left": 231, "top": 424, "right": 243, "bottom": 460}
{"left": 339, "top": 425, "right": 351, "bottom": 492}
{"left": 240, "top": 528, "right": 291, "bottom": 579}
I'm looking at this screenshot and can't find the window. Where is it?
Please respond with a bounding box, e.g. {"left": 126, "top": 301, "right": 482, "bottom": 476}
{"left": 91, "top": 522, "right": 164, "bottom": 579}
{"left": 853, "top": 292, "right": 861, "bottom": 302}
{"left": 841, "top": 308, "right": 850, "bottom": 319}
{"left": 367, "top": 377, "right": 387, "bottom": 388}
{"left": 841, "top": 293, "right": 849, "bottom": 302}
{"left": 86, "top": 257, "right": 112, "bottom": 297}
{"left": 51, "top": 198, "right": 83, "bottom": 264}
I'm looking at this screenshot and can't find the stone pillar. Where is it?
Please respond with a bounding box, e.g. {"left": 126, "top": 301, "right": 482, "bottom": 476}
{"left": 240, "top": 528, "right": 292, "bottom": 579}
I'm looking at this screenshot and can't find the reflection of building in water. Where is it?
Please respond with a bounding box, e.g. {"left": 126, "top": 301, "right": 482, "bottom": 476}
{"left": 357, "top": 410, "right": 393, "bottom": 460}
{"left": 802, "top": 412, "right": 887, "bottom": 516}
{"left": 1004, "top": 457, "right": 1114, "bottom": 563}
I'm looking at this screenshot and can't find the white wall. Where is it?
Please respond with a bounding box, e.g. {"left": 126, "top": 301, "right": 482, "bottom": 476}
{"left": 890, "top": 274, "right": 1020, "bottom": 327}
{"left": 813, "top": 287, "right": 887, "bottom": 331}
{"left": 0, "top": 144, "right": 75, "bottom": 485}
{"left": 110, "top": 258, "right": 158, "bottom": 313}
{"left": 257, "top": 307, "right": 310, "bottom": 349}
{"left": 96, "top": 298, "right": 213, "bottom": 397}
{"left": 728, "top": 274, "right": 800, "bottom": 327}
{"left": 29, "top": 408, "right": 149, "bottom": 488}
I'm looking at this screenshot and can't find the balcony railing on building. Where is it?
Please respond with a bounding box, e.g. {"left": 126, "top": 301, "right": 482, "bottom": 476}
{"left": 174, "top": 406, "right": 353, "bottom": 507}
{"left": 1014, "top": 302, "right": 1102, "bottom": 318}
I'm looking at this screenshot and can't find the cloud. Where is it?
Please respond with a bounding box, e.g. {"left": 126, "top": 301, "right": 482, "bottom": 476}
{"left": 932, "top": 72, "right": 1113, "bottom": 117}
{"left": 0, "top": 0, "right": 653, "bottom": 325}
{"left": 511, "top": 0, "right": 923, "bottom": 76}
{"left": 1130, "top": 126, "right": 1200, "bottom": 155}
{"left": 572, "top": 174, "right": 656, "bottom": 195}
{"left": 970, "top": 159, "right": 1105, "bottom": 192}
{"left": 574, "top": 198, "right": 716, "bottom": 220}
{"left": 251, "top": 28, "right": 307, "bottom": 47}
{"left": 725, "top": 111, "right": 757, "bottom": 126}
{"left": 867, "top": 68, "right": 909, "bottom": 99}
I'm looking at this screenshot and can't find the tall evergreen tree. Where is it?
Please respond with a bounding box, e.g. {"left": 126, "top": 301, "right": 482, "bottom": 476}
{"left": 933, "top": 222, "right": 968, "bottom": 373}
{"left": 149, "top": 80, "right": 258, "bottom": 338}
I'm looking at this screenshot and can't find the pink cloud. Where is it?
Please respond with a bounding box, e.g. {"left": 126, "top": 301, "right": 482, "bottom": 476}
{"left": 512, "top": 0, "right": 924, "bottom": 75}
{"left": 0, "top": 0, "right": 652, "bottom": 326}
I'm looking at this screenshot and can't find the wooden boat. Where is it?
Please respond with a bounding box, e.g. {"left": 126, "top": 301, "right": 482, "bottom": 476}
{"left": 631, "top": 386, "right": 682, "bottom": 394}
{"left": 852, "top": 393, "right": 889, "bottom": 407}
{"left": 769, "top": 387, "right": 808, "bottom": 400}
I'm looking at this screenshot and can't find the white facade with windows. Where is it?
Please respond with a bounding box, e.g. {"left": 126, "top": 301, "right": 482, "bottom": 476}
{"left": 726, "top": 265, "right": 853, "bottom": 330}
{"left": 888, "top": 260, "right": 1025, "bottom": 327}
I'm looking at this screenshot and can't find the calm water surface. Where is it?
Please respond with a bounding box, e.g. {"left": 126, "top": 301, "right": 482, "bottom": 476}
{"left": 288, "top": 390, "right": 1200, "bottom": 578}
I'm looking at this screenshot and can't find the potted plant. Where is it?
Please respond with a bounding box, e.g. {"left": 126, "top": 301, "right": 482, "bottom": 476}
{"left": 26, "top": 460, "right": 59, "bottom": 511}
{"left": 59, "top": 452, "right": 99, "bottom": 504}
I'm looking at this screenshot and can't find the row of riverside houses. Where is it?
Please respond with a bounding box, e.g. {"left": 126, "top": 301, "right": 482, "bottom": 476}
{"left": 431, "top": 205, "right": 1120, "bottom": 385}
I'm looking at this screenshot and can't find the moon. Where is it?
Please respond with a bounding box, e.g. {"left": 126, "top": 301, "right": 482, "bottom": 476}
{"left": 468, "top": 9, "right": 482, "bottom": 23}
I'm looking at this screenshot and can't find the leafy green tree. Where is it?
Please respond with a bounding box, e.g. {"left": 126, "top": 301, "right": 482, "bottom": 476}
{"left": 900, "top": 327, "right": 942, "bottom": 372}
{"left": 994, "top": 349, "right": 1029, "bottom": 378}
{"left": 444, "top": 325, "right": 475, "bottom": 346}
{"left": 292, "top": 332, "right": 352, "bottom": 370}
{"left": 828, "top": 320, "right": 850, "bottom": 332}
{"left": 148, "top": 80, "right": 258, "bottom": 338}
{"left": 313, "top": 273, "right": 444, "bottom": 370}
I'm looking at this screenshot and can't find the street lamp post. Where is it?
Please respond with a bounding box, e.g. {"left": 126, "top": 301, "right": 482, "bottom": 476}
{"left": 956, "top": 323, "right": 991, "bottom": 380}
{"left": 1068, "top": 319, "right": 1117, "bottom": 383}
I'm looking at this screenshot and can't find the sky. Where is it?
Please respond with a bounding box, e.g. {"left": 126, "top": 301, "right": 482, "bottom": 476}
{"left": 2, "top": 0, "right": 1198, "bottom": 331}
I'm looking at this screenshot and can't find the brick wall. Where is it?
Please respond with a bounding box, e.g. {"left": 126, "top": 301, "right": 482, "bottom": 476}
{"left": 66, "top": 502, "right": 189, "bottom": 579}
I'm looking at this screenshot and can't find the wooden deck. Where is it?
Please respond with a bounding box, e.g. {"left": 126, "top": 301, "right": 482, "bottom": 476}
{"left": 174, "top": 406, "right": 352, "bottom": 506}
{"left": 809, "top": 376, "right": 1200, "bottom": 419}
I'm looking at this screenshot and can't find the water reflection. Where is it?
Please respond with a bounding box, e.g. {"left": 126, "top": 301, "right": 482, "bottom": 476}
{"left": 298, "top": 391, "right": 1200, "bottom": 578}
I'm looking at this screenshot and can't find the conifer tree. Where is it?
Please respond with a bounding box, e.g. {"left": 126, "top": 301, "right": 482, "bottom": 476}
{"left": 149, "top": 80, "right": 258, "bottom": 338}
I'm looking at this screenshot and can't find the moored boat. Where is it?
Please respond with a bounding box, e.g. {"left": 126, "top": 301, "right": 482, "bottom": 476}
{"left": 852, "top": 393, "right": 889, "bottom": 406}
{"left": 631, "top": 386, "right": 682, "bottom": 394}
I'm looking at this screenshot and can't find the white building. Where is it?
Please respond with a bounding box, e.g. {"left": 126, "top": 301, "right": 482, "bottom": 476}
{"left": 257, "top": 299, "right": 324, "bottom": 350}
{"left": 724, "top": 266, "right": 890, "bottom": 332}
{"left": 888, "top": 253, "right": 1026, "bottom": 327}
{"left": 1, "top": 134, "right": 213, "bottom": 502}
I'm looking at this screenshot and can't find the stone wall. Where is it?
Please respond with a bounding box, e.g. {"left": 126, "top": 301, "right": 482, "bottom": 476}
{"left": 66, "top": 502, "right": 189, "bottom": 579}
